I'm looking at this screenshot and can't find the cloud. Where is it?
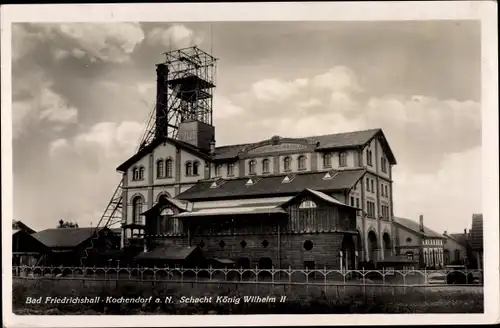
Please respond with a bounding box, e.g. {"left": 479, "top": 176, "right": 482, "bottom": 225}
{"left": 39, "top": 89, "right": 79, "bottom": 124}
{"left": 42, "top": 23, "right": 145, "bottom": 63}
{"left": 213, "top": 96, "right": 244, "bottom": 120}
{"left": 12, "top": 24, "right": 45, "bottom": 62}
{"left": 251, "top": 78, "right": 308, "bottom": 102}
{"left": 146, "top": 25, "right": 202, "bottom": 49}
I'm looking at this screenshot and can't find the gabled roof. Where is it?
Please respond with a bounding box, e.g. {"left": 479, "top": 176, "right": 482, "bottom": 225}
{"left": 142, "top": 197, "right": 190, "bottom": 216}
{"left": 12, "top": 220, "right": 36, "bottom": 234}
{"left": 394, "top": 217, "right": 444, "bottom": 239}
{"left": 470, "top": 213, "right": 483, "bottom": 251}
{"left": 279, "top": 188, "right": 356, "bottom": 210}
{"left": 116, "top": 137, "right": 212, "bottom": 172}
{"left": 445, "top": 233, "right": 468, "bottom": 246}
{"left": 175, "top": 168, "right": 366, "bottom": 201}
{"left": 32, "top": 227, "right": 113, "bottom": 248}
{"left": 213, "top": 128, "right": 397, "bottom": 164}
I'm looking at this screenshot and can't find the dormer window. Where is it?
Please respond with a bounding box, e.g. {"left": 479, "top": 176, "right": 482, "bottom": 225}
{"left": 297, "top": 155, "right": 306, "bottom": 170}
{"left": 323, "top": 153, "right": 332, "bottom": 168}
{"left": 262, "top": 159, "right": 270, "bottom": 174}
{"left": 210, "top": 178, "right": 226, "bottom": 188}
{"left": 323, "top": 169, "right": 338, "bottom": 180}
{"left": 299, "top": 200, "right": 317, "bottom": 209}
{"left": 248, "top": 160, "right": 256, "bottom": 175}
{"left": 245, "top": 178, "right": 254, "bottom": 186}
{"left": 283, "top": 156, "right": 292, "bottom": 172}
{"left": 339, "top": 152, "right": 347, "bottom": 167}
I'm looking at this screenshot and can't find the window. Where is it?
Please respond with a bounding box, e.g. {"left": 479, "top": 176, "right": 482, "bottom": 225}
{"left": 298, "top": 156, "right": 306, "bottom": 170}
{"left": 367, "top": 201, "right": 375, "bottom": 217}
{"left": 350, "top": 196, "right": 355, "bottom": 206}
{"left": 185, "top": 162, "right": 192, "bottom": 176}
{"left": 132, "top": 167, "right": 139, "bottom": 181}
{"left": 323, "top": 153, "right": 332, "bottom": 168}
{"left": 262, "top": 159, "right": 270, "bottom": 174}
{"left": 381, "top": 205, "right": 389, "bottom": 220}
{"left": 138, "top": 166, "right": 145, "bottom": 180}
{"left": 227, "top": 163, "right": 235, "bottom": 176}
{"left": 339, "top": 152, "right": 347, "bottom": 167}
{"left": 356, "top": 198, "right": 360, "bottom": 209}
{"left": 215, "top": 164, "right": 222, "bottom": 177}
{"left": 366, "top": 177, "right": 370, "bottom": 191}
{"left": 248, "top": 160, "right": 256, "bottom": 175}
{"left": 261, "top": 239, "right": 269, "bottom": 248}
{"left": 380, "top": 183, "right": 384, "bottom": 196}
{"left": 367, "top": 149, "right": 373, "bottom": 166}
{"left": 132, "top": 196, "right": 143, "bottom": 225}
{"left": 303, "top": 240, "right": 314, "bottom": 251}
{"left": 406, "top": 251, "right": 414, "bottom": 260}
{"left": 166, "top": 159, "right": 173, "bottom": 178}
{"left": 381, "top": 157, "right": 387, "bottom": 173}
{"left": 385, "top": 185, "right": 388, "bottom": 197}
{"left": 454, "top": 249, "right": 460, "bottom": 262}
{"left": 370, "top": 179, "right": 374, "bottom": 193}
{"left": 156, "top": 160, "right": 165, "bottom": 178}
{"left": 299, "top": 200, "right": 317, "bottom": 209}
{"left": 406, "top": 237, "right": 412, "bottom": 244}
{"left": 193, "top": 161, "right": 200, "bottom": 175}
{"left": 283, "top": 157, "right": 292, "bottom": 171}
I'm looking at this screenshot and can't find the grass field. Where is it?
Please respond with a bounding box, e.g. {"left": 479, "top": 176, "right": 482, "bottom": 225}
{"left": 12, "top": 278, "right": 484, "bottom": 314}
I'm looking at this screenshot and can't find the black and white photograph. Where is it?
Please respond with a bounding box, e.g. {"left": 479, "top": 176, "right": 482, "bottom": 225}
{"left": 1, "top": 2, "right": 498, "bottom": 327}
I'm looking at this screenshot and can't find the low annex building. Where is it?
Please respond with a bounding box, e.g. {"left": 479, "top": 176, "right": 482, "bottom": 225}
{"left": 116, "top": 121, "right": 398, "bottom": 270}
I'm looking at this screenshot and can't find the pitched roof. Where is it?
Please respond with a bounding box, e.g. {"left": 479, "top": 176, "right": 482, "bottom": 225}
{"left": 32, "top": 227, "right": 112, "bottom": 248}
{"left": 116, "top": 137, "right": 212, "bottom": 172}
{"left": 175, "top": 168, "right": 366, "bottom": 201}
{"left": 446, "top": 233, "right": 468, "bottom": 246}
{"left": 213, "top": 128, "right": 396, "bottom": 164}
{"left": 394, "top": 217, "right": 444, "bottom": 239}
{"left": 136, "top": 245, "right": 199, "bottom": 261}
{"left": 279, "top": 188, "right": 356, "bottom": 210}
{"left": 470, "top": 213, "right": 483, "bottom": 251}
{"left": 12, "top": 220, "right": 36, "bottom": 234}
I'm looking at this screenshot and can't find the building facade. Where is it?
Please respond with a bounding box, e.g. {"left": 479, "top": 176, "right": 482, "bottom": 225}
{"left": 394, "top": 216, "right": 445, "bottom": 269}
{"left": 443, "top": 230, "right": 469, "bottom": 265}
{"left": 116, "top": 119, "right": 398, "bottom": 269}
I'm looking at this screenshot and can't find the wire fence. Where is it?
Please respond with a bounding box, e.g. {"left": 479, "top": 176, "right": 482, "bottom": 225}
{"left": 12, "top": 265, "right": 483, "bottom": 289}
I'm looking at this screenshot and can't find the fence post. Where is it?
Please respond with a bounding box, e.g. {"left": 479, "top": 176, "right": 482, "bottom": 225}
{"left": 306, "top": 267, "right": 309, "bottom": 293}
{"left": 323, "top": 265, "right": 327, "bottom": 295}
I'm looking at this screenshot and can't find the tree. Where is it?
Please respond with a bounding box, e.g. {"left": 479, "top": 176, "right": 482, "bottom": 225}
{"left": 57, "top": 219, "right": 79, "bottom": 228}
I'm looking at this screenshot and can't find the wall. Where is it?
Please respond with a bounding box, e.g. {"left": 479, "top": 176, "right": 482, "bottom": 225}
{"left": 443, "top": 236, "right": 467, "bottom": 264}
{"left": 316, "top": 149, "right": 358, "bottom": 171}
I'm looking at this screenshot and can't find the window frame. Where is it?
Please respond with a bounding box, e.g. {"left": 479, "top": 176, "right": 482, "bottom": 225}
{"left": 248, "top": 160, "right": 256, "bottom": 175}
{"left": 323, "top": 153, "right": 332, "bottom": 168}
{"left": 283, "top": 156, "right": 292, "bottom": 172}
{"left": 185, "top": 161, "right": 193, "bottom": 176}
{"left": 297, "top": 155, "right": 306, "bottom": 171}
{"left": 262, "top": 158, "right": 270, "bottom": 174}
{"left": 339, "top": 152, "right": 347, "bottom": 167}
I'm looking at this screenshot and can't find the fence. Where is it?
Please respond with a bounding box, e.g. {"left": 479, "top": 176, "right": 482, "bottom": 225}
{"left": 12, "top": 265, "right": 483, "bottom": 290}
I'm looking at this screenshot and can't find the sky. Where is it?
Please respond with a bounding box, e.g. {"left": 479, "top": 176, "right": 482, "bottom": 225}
{"left": 11, "top": 21, "right": 482, "bottom": 234}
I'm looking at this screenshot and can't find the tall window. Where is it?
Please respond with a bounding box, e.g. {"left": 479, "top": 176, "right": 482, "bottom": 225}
{"left": 350, "top": 196, "right": 355, "bottom": 206}
{"left": 193, "top": 161, "right": 200, "bottom": 175}
{"left": 227, "top": 163, "right": 235, "bottom": 176}
{"left": 215, "top": 164, "right": 222, "bottom": 177}
{"left": 381, "top": 157, "right": 387, "bottom": 173}
{"left": 132, "top": 196, "right": 143, "bottom": 225}
{"left": 166, "top": 159, "right": 173, "bottom": 178}
{"left": 366, "top": 177, "right": 370, "bottom": 191}
{"left": 367, "top": 201, "right": 375, "bottom": 217}
{"left": 367, "top": 149, "right": 373, "bottom": 166}
{"left": 284, "top": 157, "right": 291, "bottom": 171}
{"left": 454, "top": 249, "right": 460, "bottom": 262}
{"left": 339, "top": 152, "right": 347, "bottom": 167}
{"left": 262, "top": 159, "right": 270, "bottom": 174}
{"left": 185, "top": 162, "right": 192, "bottom": 176}
{"left": 371, "top": 179, "right": 374, "bottom": 193}
{"left": 156, "top": 160, "right": 165, "bottom": 178}
{"left": 356, "top": 198, "right": 360, "bottom": 209}
{"left": 248, "top": 160, "right": 256, "bottom": 174}
{"left": 132, "top": 167, "right": 139, "bottom": 181}
{"left": 138, "top": 166, "right": 145, "bottom": 180}
{"left": 298, "top": 156, "right": 306, "bottom": 170}
{"left": 323, "top": 153, "right": 332, "bottom": 168}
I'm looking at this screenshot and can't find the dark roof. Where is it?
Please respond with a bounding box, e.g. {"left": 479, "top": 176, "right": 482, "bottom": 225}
{"left": 175, "top": 168, "right": 366, "bottom": 201}
{"left": 470, "top": 213, "right": 483, "bottom": 251}
{"left": 394, "top": 217, "right": 444, "bottom": 239}
{"left": 447, "top": 233, "right": 468, "bottom": 246}
{"left": 136, "top": 245, "right": 199, "bottom": 261}
{"left": 279, "top": 188, "right": 357, "bottom": 210}
{"left": 12, "top": 220, "right": 36, "bottom": 234}
{"left": 32, "top": 227, "right": 111, "bottom": 248}
{"left": 117, "top": 128, "right": 397, "bottom": 171}
{"left": 116, "top": 137, "right": 212, "bottom": 172}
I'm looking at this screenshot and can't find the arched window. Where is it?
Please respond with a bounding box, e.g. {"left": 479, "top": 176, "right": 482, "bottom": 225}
{"left": 185, "top": 161, "right": 192, "bottom": 176}
{"left": 299, "top": 200, "right": 317, "bottom": 209}
{"left": 193, "top": 161, "right": 200, "bottom": 175}
{"left": 339, "top": 152, "right": 347, "bottom": 167}
{"left": 298, "top": 155, "right": 306, "bottom": 170}
{"left": 165, "top": 159, "right": 173, "bottom": 178}
{"left": 132, "top": 196, "right": 144, "bottom": 225}
{"left": 138, "top": 166, "right": 145, "bottom": 180}
{"left": 132, "top": 167, "right": 139, "bottom": 181}
{"left": 262, "top": 159, "right": 270, "bottom": 174}
{"left": 454, "top": 249, "right": 460, "bottom": 262}
{"left": 323, "top": 153, "right": 332, "bottom": 168}
{"left": 248, "top": 160, "right": 256, "bottom": 175}
{"left": 156, "top": 160, "right": 165, "bottom": 178}
{"left": 283, "top": 157, "right": 291, "bottom": 171}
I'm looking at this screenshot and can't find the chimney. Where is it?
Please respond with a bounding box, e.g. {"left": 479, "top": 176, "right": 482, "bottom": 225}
{"left": 464, "top": 228, "right": 467, "bottom": 235}
{"left": 155, "top": 63, "right": 169, "bottom": 139}
{"left": 210, "top": 140, "right": 216, "bottom": 155}
{"left": 444, "top": 230, "right": 447, "bottom": 236}
{"left": 419, "top": 215, "right": 424, "bottom": 232}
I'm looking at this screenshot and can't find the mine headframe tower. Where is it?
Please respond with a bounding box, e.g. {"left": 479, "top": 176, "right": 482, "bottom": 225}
{"left": 79, "top": 46, "right": 217, "bottom": 266}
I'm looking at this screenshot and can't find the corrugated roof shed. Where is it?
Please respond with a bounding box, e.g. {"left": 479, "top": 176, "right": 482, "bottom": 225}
{"left": 176, "top": 168, "right": 365, "bottom": 201}
{"left": 32, "top": 227, "right": 112, "bottom": 248}
{"left": 394, "top": 217, "right": 444, "bottom": 239}
{"left": 470, "top": 213, "right": 483, "bottom": 251}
